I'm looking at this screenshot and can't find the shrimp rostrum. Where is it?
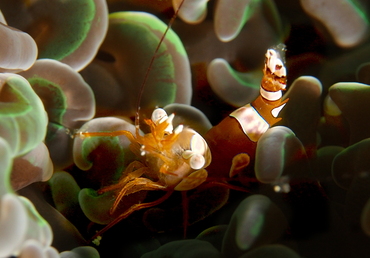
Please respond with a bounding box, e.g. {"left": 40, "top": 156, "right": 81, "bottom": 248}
{"left": 75, "top": 108, "right": 211, "bottom": 237}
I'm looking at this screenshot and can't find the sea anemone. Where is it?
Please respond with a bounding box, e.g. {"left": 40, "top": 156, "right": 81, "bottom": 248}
{"left": 1, "top": 0, "right": 370, "bottom": 257}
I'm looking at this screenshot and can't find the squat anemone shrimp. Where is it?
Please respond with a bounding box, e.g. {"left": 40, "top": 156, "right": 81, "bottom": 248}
{"left": 205, "top": 44, "right": 289, "bottom": 179}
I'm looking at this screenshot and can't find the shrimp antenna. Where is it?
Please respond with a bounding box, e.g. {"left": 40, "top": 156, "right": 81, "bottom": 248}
{"left": 135, "top": 0, "right": 186, "bottom": 129}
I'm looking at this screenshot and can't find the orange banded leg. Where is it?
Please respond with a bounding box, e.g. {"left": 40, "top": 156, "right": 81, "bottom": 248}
{"left": 110, "top": 177, "right": 167, "bottom": 214}
{"left": 97, "top": 161, "right": 147, "bottom": 195}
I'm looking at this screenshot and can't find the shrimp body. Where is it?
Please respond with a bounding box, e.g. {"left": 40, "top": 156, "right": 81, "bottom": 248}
{"left": 204, "top": 45, "right": 289, "bottom": 178}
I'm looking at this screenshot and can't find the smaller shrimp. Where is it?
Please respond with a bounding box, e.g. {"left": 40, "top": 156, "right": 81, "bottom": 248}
{"left": 77, "top": 107, "right": 211, "bottom": 239}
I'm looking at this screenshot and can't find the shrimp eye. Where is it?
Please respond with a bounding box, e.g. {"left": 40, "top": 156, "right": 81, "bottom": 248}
{"left": 273, "top": 59, "right": 286, "bottom": 77}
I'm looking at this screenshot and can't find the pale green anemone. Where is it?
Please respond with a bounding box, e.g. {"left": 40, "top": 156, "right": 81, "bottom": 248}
{"left": 19, "top": 59, "right": 96, "bottom": 169}
{"left": 0, "top": 73, "right": 47, "bottom": 157}
{"left": 1, "top": 0, "right": 370, "bottom": 257}
{"left": 0, "top": 22, "right": 37, "bottom": 73}
{"left": 172, "top": 0, "right": 208, "bottom": 25}
{"left": 207, "top": 58, "right": 261, "bottom": 107}
{"left": 300, "top": 0, "right": 369, "bottom": 48}
{"left": 80, "top": 11, "right": 192, "bottom": 119}
{"left": 0, "top": 0, "right": 109, "bottom": 72}
{"left": 0, "top": 138, "right": 56, "bottom": 257}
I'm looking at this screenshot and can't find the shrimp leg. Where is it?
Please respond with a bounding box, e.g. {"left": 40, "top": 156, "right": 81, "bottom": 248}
{"left": 90, "top": 190, "right": 174, "bottom": 243}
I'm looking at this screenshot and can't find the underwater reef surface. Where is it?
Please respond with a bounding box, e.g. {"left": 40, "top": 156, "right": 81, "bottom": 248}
{"left": 1, "top": 0, "right": 370, "bottom": 257}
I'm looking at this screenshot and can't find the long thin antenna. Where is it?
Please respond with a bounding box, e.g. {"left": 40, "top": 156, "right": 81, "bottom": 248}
{"left": 135, "top": 0, "right": 186, "bottom": 128}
